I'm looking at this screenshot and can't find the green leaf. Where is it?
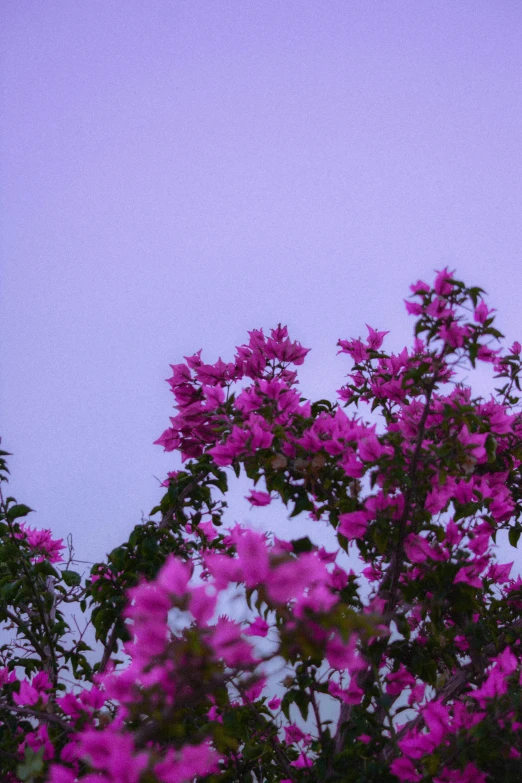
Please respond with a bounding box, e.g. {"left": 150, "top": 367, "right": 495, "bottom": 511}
{"left": 294, "top": 689, "right": 309, "bottom": 721}
{"left": 291, "top": 536, "right": 314, "bottom": 554}
{"left": 17, "top": 745, "right": 45, "bottom": 781}
{"left": 424, "top": 753, "right": 440, "bottom": 775}
{"left": 6, "top": 504, "right": 33, "bottom": 522}
{"left": 311, "top": 399, "right": 334, "bottom": 416}
{"left": 508, "top": 528, "right": 521, "bottom": 548}
{"left": 372, "top": 528, "right": 389, "bottom": 555}
{"left": 485, "top": 434, "right": 497, "bottom": 463}
{"left": 61, "top": 569, "right": 81, "bottom": 586}
{"left": 281, "top": 692, "right": 293, "bottom": 721}
{"left": 34, "top": 560, "right": 60, "bottom": 578}
{"left": 289, "top": 489, "right": 313, "bottom": 518}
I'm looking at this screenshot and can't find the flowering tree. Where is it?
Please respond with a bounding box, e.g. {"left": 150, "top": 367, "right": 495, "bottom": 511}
{"left": 2, "top": 269, "right": 522, "bottom": 782}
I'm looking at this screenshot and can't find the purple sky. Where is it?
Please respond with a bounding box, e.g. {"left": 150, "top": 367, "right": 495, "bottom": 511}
{"left": 2, "top": 1, "right": 522, "bottom": 568}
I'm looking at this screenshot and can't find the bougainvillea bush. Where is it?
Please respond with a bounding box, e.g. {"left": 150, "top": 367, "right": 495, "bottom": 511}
{"left": 2, "top": 269, "right": 522, "bottom": 782}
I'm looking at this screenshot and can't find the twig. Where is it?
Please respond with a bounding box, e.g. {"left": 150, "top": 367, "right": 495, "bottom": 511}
{"left": 0, "top": 701, "right": 72, "bottom": 733}
{"left": 98, "top": 621, "right": 121, "bottom": 674}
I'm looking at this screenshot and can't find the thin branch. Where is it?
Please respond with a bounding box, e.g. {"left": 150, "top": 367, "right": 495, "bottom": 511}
{"left": 3, "top": 608, "right": 49, "bottom": 662}
{"left": 0, "top": 701, "right": 72, "bottom": 733}
{"left": 98, "top": 621, "right": 122, "bottom": 673}
{"left": 18, "top": 555, "right": 59, "bottom": 682}
{"left": 309, "top": 685, "right": 326, "bottom": 745}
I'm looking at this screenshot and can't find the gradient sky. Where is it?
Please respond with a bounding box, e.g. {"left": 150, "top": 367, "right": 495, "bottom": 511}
{"left": 2, "top": 1, "right": 522, "bottom": 572}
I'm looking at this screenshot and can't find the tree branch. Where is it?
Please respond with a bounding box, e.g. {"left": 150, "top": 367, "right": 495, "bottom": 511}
{"left": 0, "top": 700, "right": 72, "bottom": 733}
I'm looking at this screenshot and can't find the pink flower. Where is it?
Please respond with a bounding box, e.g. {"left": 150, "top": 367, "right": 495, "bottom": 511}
{"left": 434, "top": 267, "right": 455, "bottom": 296}
{"left": 425, "top": 484, "right": 452, "bottom": 514}
{"left": 358, "top": 435, "right": 390, "bottom": 462}
{"left": 243, "top": 677, "right": 266, "bottom": 703}
{"left": 21, "top": 724, "right": 55, "bottom": 761}
{"left": 390, "top": 756, "right": 422, "bottom": 782}
{"left": 405, "top": 300, "right": 423, "bottom": 315}
{"left": 189, "top": 585, "right": 217, "bottom": 624}
{"left": 247, "top": 415, "right": 274, "bottom": 451}
{"left": 329, "top": 564, "right": 349, "bottom": 590}
{"left": 154, "top": 743, "right": 220, "bottom": 783}
{"left": 32, "top": 670, "right": 52, "bottom": 692}
{"left": 161, "top": 470, "right": 181, "bottom": 487}
{"left": 404, "top": 533, "right": 436, "bottom": 564}
{"left": 439, "top": 320, "right": 467, "bottom": 348}
{"left": 426, "top": 298, "right": 454, "bottom": 319}
{"left": 386, "top": 664, "right": 416, "bottom": 695}
{"left": 470, "top": 660, "right": 512, "bottom": 707}
{"left": 154, "top": 427, "right": 181, "bottom": 452}
{"left": 58, "top": 692, "right": 85, "bottom": 719}
{"left": 0, "top": 667, "right": 16, "bottom": 687}
{"left": 47, "top": 768, "right": 77, "bottom": 783}
{"left": 340, "top": 452, "right": 365, "bottom": 478}
{"left": 156, "top": 556, "right": 192, "bottom": 596}
{"left": 454, "top": 565, "right": 483, "bottom": 589}
{"left": 236, "top": 529, "right": 269, "bottom": 587}
{"left": 246, "top": 490, "right": 272, "bottom": 506}
{"left": 434, "top": 762, "right": 486, "bottom": 783}
{"left": 246, "top": 617, "right": 269, "bottom": 637}
{"left": 76, "top": 727, "right": 148, "bottom": 783}
{"left": 17, "top": 524, "right": 65, "bottom": 563}
{"left": 328, "top": 679, "right": 363, "bottom": 704}
{"left": 422, "top": 699, "right": 450, "bottom": 744}
{"left": 326, "top": 634, "right": 366, "bottom": 672}
{"left": 399, "top": 729, "right": 438, "bottom": 759}
{"left": 13, "top": 679, "right": 43, "bottom": 707}
{"left": 210, "top": 617, "right": 256, "bottom": 667}
{"left": 410, "top": 280, "right": 430, "bottom": 295}
{"left": 207, "top": 705, "right": 222, "bottom": 723}
{"left": 365, "top": 324, "right": 389, "bottom": 350}
{"left": 337, "top": 338, "right": 368, "bottom": 363}
{"left": 291, "top": 751, "right": 313, "bottom": 768}
{"left": 476, "top": 344, "right": 499, "bottom": 363}
{"left": 295, "top": 583, "right": 338, "bottom": 617}
{"left": 445, "top": 519, "right": 463, "bottom": 546}
{"left": 338, "top": 511, "right": 368, "bottom": 540}
{"left": 454, "top": 635, "right": 469, "bottom": 652}
{"left": 495, "top": 646, "right": 518, "bottom": 674}
{"left": 203, "top": 385, "right": 225, "bottom": 409}
{"left": 267, "top": 554, "right": 328, "bottom": 604}
{"left": 474, "top": 300, "right": 493, "bottom": 324}
{"left": 458, "top": 425, "right": 487, "bottom": 463}
{"left": 284, "top": 724, "right": 306, "bottom": 744}
{"left": 407, "top": 683, "right": 426, "bottom": 706}
{"left": 196, "top": 520, "right": 219, "bottom": 540}
{"left": 487, "top": 561, "right": 513, "bottom": 583}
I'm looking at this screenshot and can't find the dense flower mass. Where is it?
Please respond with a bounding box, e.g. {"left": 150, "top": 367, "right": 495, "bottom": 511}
{"left": 2, "top": 269, "right": 522, "bottom": 782}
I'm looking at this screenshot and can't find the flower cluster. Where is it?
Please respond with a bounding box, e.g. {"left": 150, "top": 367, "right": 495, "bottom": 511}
{"left": 1, "top": 269, "right": 522, "bottom": 782}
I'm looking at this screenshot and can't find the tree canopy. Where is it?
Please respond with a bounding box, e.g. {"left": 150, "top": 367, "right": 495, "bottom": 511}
{"left": 1, "top": 269, "right": 522, "bottom": 782}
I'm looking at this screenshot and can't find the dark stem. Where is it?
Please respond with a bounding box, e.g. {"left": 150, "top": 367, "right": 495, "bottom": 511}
{"left": 0, "top": 701, "right": 72, "bottom": 733}
{"left": 98, "top": 621, "right": 121, "bottom": 673}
